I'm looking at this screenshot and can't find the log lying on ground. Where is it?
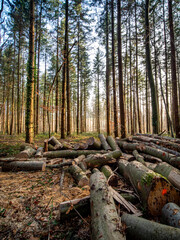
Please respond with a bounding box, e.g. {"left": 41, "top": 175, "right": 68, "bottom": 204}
{"left": 84, "top": 150, "right": 122, "bottom": 168}
{"left": 46, "top": 160, "right": 73, "bottom": 168}
{"left": 117, "top": 141, "right": 180, "bottom": 169}
{"left": 72, "top": 155, "right": 85, "bottom": 165}
{"left": 132, "top": 150, "right": 145, "bottom": 165}
{"left": 140, "top": 153, "right": 162, "bottom": 163}
{"left": 43, "top": 150, "right": 107, "bottom": 159}
{"left": 74, "top": 142, "right": 89, "bottom": 150}
{"left": 62, "top": 142, "right": 72, "bottom": 150}
{"left": 2, "top": 161, "right": 46, "bottom": 172}
{"left": 59, "top": 196, "right": 90, "bottom": 221}
{"left": 87, "top": 137, "right": 102, "bottom": 150}
{"left": 35, "top": 147, "right": 43, "bottom": 158}
{"left": 48, "top": 136, "right": 63, "bottom": 150}
{"left": 90, "top": 171, "right": 125, "bottom": 240}
{"left": 15, "top": 146, "right": 36, "bottom": 159}
{"left": 44, "top": 139, "right": 48, "bottom": 152}
{"left": 122, "top": 213, "right": 180, "bottom": 240}
{"left": 118, "top": 160, "right": 180, "bottom": 216}
{"left": 150, "top": 142, "right": 180, "bottom": 157}
{"left": 98, "top": 133, "right": 112, "bottom": 150}
{"left": 150, "top": 162, "right": 180, "bottom": 190}
{"left": 162, "top": 203, "right": 180, "bottom": 229}
{"left": 68, "top": 164, "right": 89, "bottom": 187}
{"left": 20, "top": 143, "right": 34, "bottom": 151}
{"left": 106, "top": 136, "right": 120, "bottom": 151}
{"left": 122, "top": 153, "right": 135, "bottom": 162}
{"left": 101, "top": 165, "right": 118, "bottom": 186}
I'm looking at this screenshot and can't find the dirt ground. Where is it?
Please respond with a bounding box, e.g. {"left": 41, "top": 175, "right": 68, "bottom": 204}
{"left": 0, "top": 134, "right": 130, "bottom": 240}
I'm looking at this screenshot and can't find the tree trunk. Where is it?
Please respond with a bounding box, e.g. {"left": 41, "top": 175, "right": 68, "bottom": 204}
{"left": 2, "top": 161, "right": 46, "bottom": 172}
{"left": 43, "top": 50, "right": 47, "bottom": 133}
{"left": 145, "top": 0, "right": 159, "bottom": 133}
{"left": 111, "top": 0, "right": 118, "bottom": 137}
{"left": 16, "top": 146, "right": 36, "bottom": 159}
{"left": 35, "top": 147, "right": 43, "bottom": 158}
{"left": 87, "top": 137, "right": 102, "bottom": 150}
{"left": 55, "top": 16, "right": 59, "bottom": 133}
{"left": 106, "top": 136, "right": 120, "bottom": 151}
{"left": 168, "top": 0, "right": 180, "bottom": 137}
{"left": 101, "top": 165, "right": 118, "bottom": 186}
{"left": 132, "top": 150, "right": 145, "bottom": 165}
{"left": 90, "top": 171, "right": 125, "bottom": 240}
{"left": 162, "top": 203, "right": 180, "bottom": 229}
{"left": 122, "top": 213, "right": 180, "bottom": 240}
{"left": 26, "top": 0, "right": 35, "bottom": 143}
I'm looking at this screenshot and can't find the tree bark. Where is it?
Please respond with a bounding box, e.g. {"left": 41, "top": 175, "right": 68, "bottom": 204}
{"left": 122, "top": 213, "right": 180, "bottom": 240}
{"left": 15, "top": 146, "right": 36, "bottom": 159}
{"left": 69, "top": 164, "right": 89, "bottom": 187}
{"left": 35, "top": 147, "right": 43, "bottom": 158}
{"left": 132, "top": 150, "right": 146, "bottom": 165}
{"left": 101, "top": 165, "right": 118, "bottom": 186}
{"left": 98, "top": 133, "right": 111, "bottom": 150}
{"left": 90, "top": 171, "right": 125, "bottom": 240}
{"left": 106, "top": 136, "right": 120, "bottom": 151}
{"left": 87, "top": 137, "right": 102, "bottom": 150}
{"left": 2, "top": 161, "right": 46, "bottom": 172}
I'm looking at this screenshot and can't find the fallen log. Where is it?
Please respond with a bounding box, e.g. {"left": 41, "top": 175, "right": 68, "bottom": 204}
{"left": 122, "top": 153, "right": 135, "bottom": 162}
{"left": 125, "top": 161, "right": 180, "bottom": 216}
{"left": 74, "top": 143, "right": 89, "bottom": 150}
{"left": 101, "top": 165, "right": 118, "bottom": 186}
{"left": 150, "top": 142, "right": 180, "bottom": 157}
{"left": 87, "top": 137, "right": 102, "bottom": 150}
{"left": 140, "top": 153, "right": 162, "bottom": 163}
{"left": 78, "top": 161, "right": 87, "bottom": 171}
{"left": 2, "top": 161, "right": 46, "bottom": 172}
{"left": 68, "top": 165, "right": 89, "bottom": 187}
{"left": 48, "top": 144, "right": 55, "bottom": 151}
{"left": 62, "top": 142, "right": 72, "bottom": 150}
{"left": 84, "top": 150, "right": 122, "bottom": 168}
{"left": 46, "top": 161, "right": 73, "bottom": 168}
{"left": 72, "top": 155, "right": 85, "bottom": 165}
{"left": 90, "top": 171, "right": 125, "bottom": 240}
{"left": 132, "top": 150, "right": 145, "bottom": 165}
{"left": 15, "top": 146, "right": 36, "bottom": 159}
{"left": 43, "top": 150, "right": 107, "bottom": 159}
{"left": 59, "top": 196, "right": 90, "bottom": 221}
{"left": 98, "top": 133, "right": 112, "bottom": 151}
{"left": 162, "top": 202, "right": 180, "bottom": 229}
{"left": 117, "top": 158, "right": 129, "bottom": 180}
{"left": 48, "top": 136, "right": 63, "bottom": 149}
{"left": 122, "top": 213, "right": 180, "bottom": 240}
{"left": 106, "top": 136, "right": 120, "bottom": 151}
{"left": 35, "top": 147, "right": 43, "bottom": 158}
{"left": 151, "top": 162, "right": 180, "bottom": 190}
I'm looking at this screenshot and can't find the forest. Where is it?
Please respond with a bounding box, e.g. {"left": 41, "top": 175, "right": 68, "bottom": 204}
{"left": 0, "top": 0, "right": 180, "bottom": 239}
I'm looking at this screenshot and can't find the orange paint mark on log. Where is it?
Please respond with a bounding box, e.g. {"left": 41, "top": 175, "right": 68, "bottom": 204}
{"left": 162, "top": 189, "right": 167, "bottom": 195}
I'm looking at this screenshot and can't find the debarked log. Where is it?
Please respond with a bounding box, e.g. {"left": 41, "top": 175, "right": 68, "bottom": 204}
{"left": 162, "top": 202, "right": 180, "bottom": 229}
{"left": 121, "top": 213, "right": 180, "bottom": 240}
{"left": 68, "top": 164, "right": 89, "bottom": 187}
{"left": 15, "top": 146, "right": 36, "bottom": 159}
{"left": 43, "top": 150, "right": 107, "bottom": 159}
{"left": 84, "top": 150, "right": 122, "bottom": 168}
{"left": 59, "top": 196, "right": 90, "bottom": 221}
{"left": 2, "top": 161, "right": 46, "bottom": 172}
{"left": 90, "top": 171, "right": 125, "bottom": 240}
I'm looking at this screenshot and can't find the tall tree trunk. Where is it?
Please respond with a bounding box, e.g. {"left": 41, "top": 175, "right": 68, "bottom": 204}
{"left": 55, "top": 16, "right": 59, "bottom": 133}
{"left": 6, "top": 85, "right": 9, "bottom": 134}
{"left": 66, "top": 0, "right": 71, "bottom": 136}
{"left": 117, "top": 0, "right": 126, "bottom": 138}
{"left": 43, "top": 50, "right": 47, "bottom": 133}
{"left": 145, "top": 0, "right": 159, "bottom": 133}
{"left": 111, "top": 0, "right": 118, "bottom": 137}
{"left": 36, "top": 0, "right": 42, "bottom": 135}
{"left": 17, "top": 29, "right": 21, "bottom": 135}
{"left": 168, "top": 0, "right": 180, "bottom": 137}
{"left": 146, "top": 70, "right": 149, "bottom": 133}
{"left": 97, "top": 64, "right": 100, "bottom": 134}
{"left": 77, "top": 20, "right": 80, "bottom": 135}
{"left": 61, "top": 0, "right": 68, "bottom": 139}
{"left": 135, "top": 1, "right": 142, "bottom": 133}
{"left": 106, "top": 0, "right": 110, "bottom": 135}
{"left": 26, "top": 0, "right": 35, "bottom": 143}
{"left": 10, "top": 33, "right": 15, "bottom": 135}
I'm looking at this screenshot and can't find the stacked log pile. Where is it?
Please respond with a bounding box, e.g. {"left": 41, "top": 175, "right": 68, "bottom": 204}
{"left": 1, "top": 133, "right": 180, "bottom": 239}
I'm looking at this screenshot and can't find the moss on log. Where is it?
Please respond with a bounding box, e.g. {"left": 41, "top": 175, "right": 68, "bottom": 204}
{"left": 101, "top": 165, "right": 118, "bottom": 186}
{"left": 68, "top": 165, "right": 89, "bottom": 187}
{"left": 2, "top": 161, "right": 46, "bottom": 172}
{"left": 98, "top": 134, "right": 112, "bottom": 150}
{"left": 106, "top": 136, "right": 120, "bottom": 151}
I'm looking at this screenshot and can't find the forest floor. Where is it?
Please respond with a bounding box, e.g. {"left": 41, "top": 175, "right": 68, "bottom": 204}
{"left": 0, "top": 133, "right": 102, "bottom": 240}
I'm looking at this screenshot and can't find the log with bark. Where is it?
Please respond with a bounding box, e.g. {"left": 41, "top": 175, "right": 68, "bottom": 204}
{"left": 122, "top": 213, "right": 180, "bottom": 240}
{"left": 101, "top": 165, "right": 118, "bottom": 186}
{"left": 106, "top": 136, "right": 120, "bottom": 151}
{"left": 140, "top": 153, "right": 162, "bottom": 163}
{"left": 43, "top": 150, "right": 107, "bottom": 159}
{"left": 44, "top": 139, "right": 48, "bottom": 152}
{"left": 87, "top": 137, "right": 102, "bottom": 150}
{"left": 118, "top": 160, "right": 180, "bottom": 216}
{"left": 162, "top": 202, "right": 180, "bottom": 229}
{"left": 132, "top": 150, "right": 146, "bottom": 165}
{"left": 148, "top": 162, "right": 180, "bottom": 190}
{"left": 74, "top": 143, "right": 89, "bottom": 150}
{"left": 84, "top": 150, "right": 122, "bottom": 168}
{"left": 48, "top": 136, "right": 63, "bottom": 150}
{"left": 98, "top": 133, "right": 112, "bottom": 151}
{"left": 90, "top": 171, "right": 125, "bottom": 240}
{"left": 72, "top": 155, "right": 85, "bottom": 165}
{"left": 68, "top": 164, "right": 89, "bottom": 187}
{"left": 122, "top": 153, "right": 135, "bottom": 162}
{"left": 2, "top": 161, "right": 46, "bottom": 172}
{"left": 35, "top": 147, "right": 43, "bottom": 158}
{"left": 46, "top": 160, "right": 73, "bottom": 169}
{"left": 15, "top": 146, "right": 36, "bottom": 159}
{"left": 59, "top": 196, "right": 90, "bottom": 221}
